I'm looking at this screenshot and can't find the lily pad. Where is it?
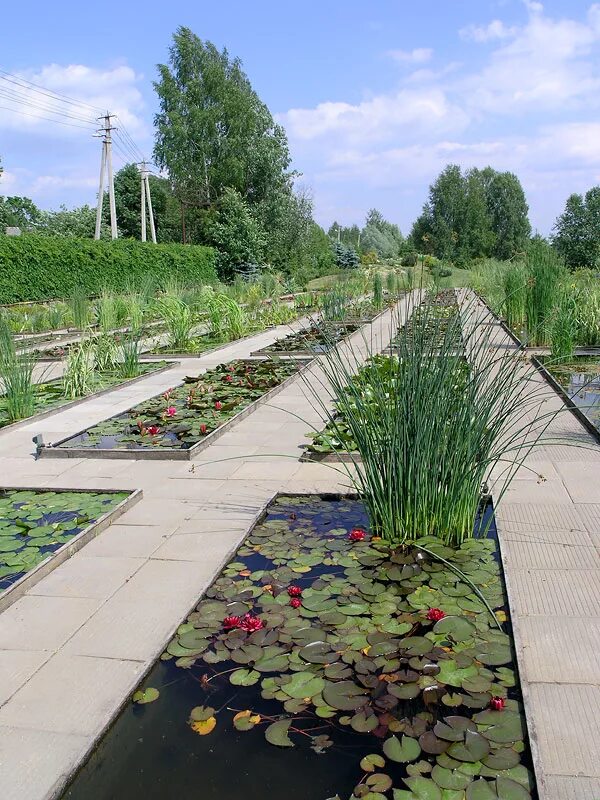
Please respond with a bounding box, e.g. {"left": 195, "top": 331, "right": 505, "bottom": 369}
{"left": 383, "top": 735, "right": 421, "bottom": 763}
{"left": 132, "top": 687, "right": 159, "bottom": 704}
{"left": 265, "top": 718, "right": 294, "bottom": 748}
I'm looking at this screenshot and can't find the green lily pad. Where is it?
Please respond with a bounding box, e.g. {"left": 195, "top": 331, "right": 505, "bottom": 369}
{"left": 433, "top": 615, "right": 476, "bottom": 641}
{"left": 360, "top": 753, "right": 386, "bottom": 772}
{"left": 132, "top": 687, "right": 159, "bottom": 704}
{"left": 322, "top": 680, "right": 368, "bottom": 711}
{"left": 265, "top": 718, "right": 294, "bottom": 748}
{"left": 448, "top": 730, "right": 490, "bottom": 763}
{"left": 280, "top": 671, "right": 325, "bottom": 699}
{"left": 431, "top": 765, "right": 471, "bottom": 791}
{"left": 397, "top": 776, "right": 443, "bottom": 799}
{"left": 230, "top": 669, "right": 260, "bottom": 686}
{"left": 383, "top": 734, "right": 421, "bottom": 763}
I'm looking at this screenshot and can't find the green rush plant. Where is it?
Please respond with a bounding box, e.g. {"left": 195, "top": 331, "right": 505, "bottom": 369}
{"left": 119, "top": 328, "right": 142, "bottom": 378}
{"left": 69, "top": 286, "right": 91, "bottom": 330}
{"left": 301, "top": 292, "right": 559, "bottom": 546}
{"left": 373, "top": 272, "right": 384, "bottom": 310}
{"left": 524, "top": 242, "right": 564, "bottom": 346}
{"left": 95, "top": 290, "right": 117, "bottom": 334}
{"left": 0, "top": 318, "right": 37, "bottom": 421}
{"left": 93, "top": 334, "right": 120, "bottom": 373}
{"left": 222, "top": 297, "right": 247, "bottom": 341}
{"left": 502, "top": 261, "right": 526, "bottom": 331}
{"left": 321, "top": 287, "right": 350, "bottom": 322}
{"left": 62, "top": 339, "right": 96, "bottom": 399}
{"left": 385, "top": 270, "right": 397, "bottom": 297}
{"left": 156, "top": 296, "right": 195, "bottom": 351}
{"left": 549, "top": 291, "right": 576, "bottom": 364}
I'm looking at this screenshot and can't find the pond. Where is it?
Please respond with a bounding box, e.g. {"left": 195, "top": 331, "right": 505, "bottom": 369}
{"left": 62, "top": 495, "right": 536, "bottom": 800}
{"left": 0, "top": 489, "right": 129, "bottom": 591}
{"left": 542, "top": 357, "right": 600, "bottom": 430}
{"left": 52, "top": 359, "right": 299, "bottom": 452}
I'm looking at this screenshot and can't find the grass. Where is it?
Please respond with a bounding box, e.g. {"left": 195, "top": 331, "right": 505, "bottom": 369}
{"left": 302, "top": 291, "right": 557, "bottom": 546}
{"left": 0, "top": 318, "right": 38, "bottom": 422}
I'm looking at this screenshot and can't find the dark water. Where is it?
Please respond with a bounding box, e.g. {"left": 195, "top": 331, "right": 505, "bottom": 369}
{"left": 546, "top": 359, "right": 600, "bottom": 429}
{"left": 62, "top": 498, "right": 533, "bottom": 800}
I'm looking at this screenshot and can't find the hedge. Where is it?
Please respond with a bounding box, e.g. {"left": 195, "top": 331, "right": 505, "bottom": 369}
{"left": 0, "top": 235, "right": 217, "bottom": 303}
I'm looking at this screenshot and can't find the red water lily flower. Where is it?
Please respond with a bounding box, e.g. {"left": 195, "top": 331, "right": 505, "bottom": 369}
{"left": 223, "top": 615, "right": 242, "bottom": 631}
{"left": 490, "top": 696, "right": 506, "bottom": 711}
{"left": 348, "top": 528, "right": 366, "bottom": 542}
{"left": 165, "top": 406, "right": 177, "bottom": 417}
{"left": 289, "top": 598, "right": 302, "bottom": 609}
{"left": 214, "top": 401, "right": 223, "bottom": 411}
{"left": 239, "top": 613, "right": 264, "bottom": 633}
{"left": 224, "top": 374, "right": 232, "bottom": 383}
{"left": 146, "top": 425, "right": 160, "bottom": 436}
{"left": 426, "top": 608, "right": 446, "bottom": 623}
{"left": 200, "top": 424, "right": 207, "bottom": 435}
{"left": 287, "top": 585, "right": 303, "bottom": 597}
{"left": 162, "top": 388, "right": 173, "bottom": 401}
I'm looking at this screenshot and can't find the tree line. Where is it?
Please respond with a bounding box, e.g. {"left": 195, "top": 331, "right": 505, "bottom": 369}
{"left": 1, "top": 25, "right": 599, "bottom": 277}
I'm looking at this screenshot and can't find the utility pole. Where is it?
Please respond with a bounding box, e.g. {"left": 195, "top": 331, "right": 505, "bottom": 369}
{"left": 94, "top": 112, "right": 118, "bottom": 240}
{"left": 138, "top": 162, "right": 156, "bottom": 243}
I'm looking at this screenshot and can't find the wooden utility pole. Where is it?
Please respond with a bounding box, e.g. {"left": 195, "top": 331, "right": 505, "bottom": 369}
{"left": 94, "top": 112, "right": 118, "bottom": 239}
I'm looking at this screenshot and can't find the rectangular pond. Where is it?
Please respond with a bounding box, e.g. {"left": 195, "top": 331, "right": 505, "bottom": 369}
{"left": 0, "top": 488, "right": 137, "bottom": 609}
{"left": 537, "top": 356, "right": 600, "bottom": 432}
{"left": 252, "top": 323, "right": 361, "bottom": 358}
{"left": 61, "top": 494, "right": 536, "bottom": 800}
{"left": 40, "top": 359, "right": 301, "bottom": 461}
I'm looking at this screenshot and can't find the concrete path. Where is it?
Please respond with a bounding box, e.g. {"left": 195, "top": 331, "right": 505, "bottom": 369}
{"left": 0, "top": 302, "right": 406, "bottom": 800}
{"left": 458, "top": 290, "right": 600, "bottom": 800}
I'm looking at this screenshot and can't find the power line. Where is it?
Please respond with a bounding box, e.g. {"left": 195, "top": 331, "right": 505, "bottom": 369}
{"left": 115, "top": 117, "right": 146, "bottom": 161}
{"left": 113, "top": 130, "right": 141, "bottom": 163}
{"left": 0, "top": 103, "right": 97, "bottom": 130}
{"left": 0, "top": 85, "right": 97, "bottom": 126}
{"left": 0, "top": 67, "right": 104, "bottom": 114}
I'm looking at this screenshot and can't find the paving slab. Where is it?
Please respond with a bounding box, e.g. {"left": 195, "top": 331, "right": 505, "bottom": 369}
{"left": 26, "top": 554, "right": 145, "bottom": 600}
{"left": 518, "top": 616, "right": 600, "bottom": 684}
{"left": 0, "top": 649, "right": 50, "bottom": 705}
{"left": 0, "top": 595, "right": 101, "bottom": 652}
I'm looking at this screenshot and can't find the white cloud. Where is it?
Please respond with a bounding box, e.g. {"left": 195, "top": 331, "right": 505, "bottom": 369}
{"left": 387, "top": 48, "right": 433, "bottom": 64}
{"left": 523, "top": 0, "right": 544, "bottom": 13}
{"left": 460, "top": 20, "right": 517, "bottom": 42}
{"left": 0, "top": 63, "right": 147, "bottom": 139}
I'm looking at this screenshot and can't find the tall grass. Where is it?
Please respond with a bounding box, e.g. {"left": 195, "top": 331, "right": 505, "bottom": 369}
{"left": 502, "top": 262, "right": 526, "bottom": 330}
{"left": 373, "top": 272, "right": 384, "bottom": 310}
{"left": 63, "top": 340, "right": 96, "bottom": 399}
{"left": 303, "top": 292, "right": 556, "bottom": 545}
{"left": 549, "top": 291, "right": 576, "bottom": 364}
{"left": 156, "top": 296, "right": 195, "bottom": 351}
{"left": 321, "top": 287, "right": 350, "bottom": 321}
{"left": 0, "top": 317, "right": 37, "bottom": 421}
{"left": 95, "top": 290, "right": 117, "bottom": 334}
{"left": 524, "top": 242, "right": 564, "bottom": 346}
{"left": 119, "top": 329, "right": 142, "bottom": 378}
{"left": 69, "top": 286, "right": 91, "bottom": 330}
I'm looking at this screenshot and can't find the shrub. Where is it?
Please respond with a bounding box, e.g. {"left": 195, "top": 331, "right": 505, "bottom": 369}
{"left": 401, "top": 252, "right": 418, "bottom": 267}
{"left": 0, "top": 236, "right": 217, "bottom": 303}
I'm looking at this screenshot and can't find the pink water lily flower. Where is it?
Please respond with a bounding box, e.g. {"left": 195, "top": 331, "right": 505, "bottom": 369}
{"left": 165, "top": 406, "right": 177, "bottom": 417}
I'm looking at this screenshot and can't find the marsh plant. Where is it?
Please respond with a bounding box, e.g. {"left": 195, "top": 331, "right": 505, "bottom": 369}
{"left": 119, "top": 329, "right": 142, "bottom": 378}
{"left": 304, "top": 292, "right": 556, "bottom": 546}
{"left": 63, "top": 340, "right": 96, "bottom": 399}
{"left": 385, "top": 269, "right": 397, "bottom": 297}
{"left": 0, "top": 318, "right": 37, "bottom": 422}
{"left": 549, "top": 291, "right": 576, "bottom": 364}
{"left": 93, "top": 334, "right": 120, "bottom": 373}
{"left": 373, "top": 272, "right": 384, "bottom": 310}
{"left": 524, "top": 242, "right": 564, "bottom": 346}
{"left": 95, "top": 290, "right": 117, "bottom": 334}
{"left": 502, "top": 261, "right": 526, "bottom": 330}
{"left": 321, "top": 287, "right": 350, "bottom": 322}
{"left": 69, "top": 286, "right": 91, "bottom": 330}
{"left": 157, "top": 296, "right": 195, "bottom": 351}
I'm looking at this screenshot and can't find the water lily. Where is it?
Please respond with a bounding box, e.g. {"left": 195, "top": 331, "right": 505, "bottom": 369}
{"left": 146, "top": 425, "right": 160, "bottom": 436}
{"left": 239, "top": 613, "right": 264, "bottom": 633}
{"left": 162, "top": 388, "right": 173, "bottom": 401}
{"left": 348, "top": 528, "right": 366, "bottom": 542}
{"left": 287, "top": 585, "right": 303, "bottom": 597}
{"left": 200, "top": 424, "right": 207, "bottom": 435}
{"left": 136, "top": 419, "right": 146, "bottom": 435}
{"left": 223, "top": 615, "right": 242, "bottom": 631}
{"left": 426, "top": 607, "right": 446, "bottom": 622}
{"left": 214, "top": 401, "right": 223, "bottom": 411}
{"left": 165, "top": 406, "right": 177, "bottom": 417}
{"left": 224, "top": 375, "right": 233, "bottom": 383}
{"left": 490, "top": 696, "right": 506, "bottom": 711}
{"left": 289, "top": 598, "right": 301, "bottom": 609}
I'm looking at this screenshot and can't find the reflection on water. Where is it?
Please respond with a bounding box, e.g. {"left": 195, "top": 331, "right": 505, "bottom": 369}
{"left": 547, "top": 359, "right": 600, "bottom": 429}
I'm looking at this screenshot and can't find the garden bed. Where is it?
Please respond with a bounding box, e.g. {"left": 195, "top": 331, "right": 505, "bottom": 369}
{"left": 531, "top": 355, "right": 600, "bottom": 441}
{"left": 61, "top": 494, "right": 535, "bottom": 800}
{"left": 252, "top": 323, "right": 362, "bottom": 359}
{"left": 0, "top": 361, "right": 173, "bottom": 432}
{"left": 39, "top": 358, "right": 302, "bottom": 461}
{"left": 0, "top": 487, "right": 140, "bottom": 611}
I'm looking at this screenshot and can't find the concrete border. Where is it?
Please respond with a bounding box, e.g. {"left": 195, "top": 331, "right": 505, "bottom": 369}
{"left": 0, "top": 487, "right": 142, "bottom": 613}
{"left": 0, "top": 361, "right": 178, "bottom": 438}
{"left": 38, "top": 360, "right": 312, "bottom": 462}
{"left": 530, "top": 354, "right": 600, "bottom": 445}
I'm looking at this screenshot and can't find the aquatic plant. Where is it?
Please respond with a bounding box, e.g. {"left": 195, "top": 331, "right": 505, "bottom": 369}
{"left": 62, "top": 339, "right": 96, "bottom": 399}
{"left": 523, "top": 242, "right": 564, "bottom": 346}
{"left": 502, "top": 262, "right": 526, "bottom": 331}
{"left": 303, "top": 292, "right": 557, "bottom": 545}
{"left": 549, "top": 291, "right": 576, "bottom": 364}
{"left": 373, "top": 272, "right": 384, "bottom": 310}
{"left": 69, "top": 286, "right": 91, "bottom": 330}
{"left": 0, "top": 318, "right": 37, "bottom": 421}
{"left": 156, "top": 296, "right": 195, "bottom": 351}
{"left": 119, "top": 328, "right": 143, "bottom": 378}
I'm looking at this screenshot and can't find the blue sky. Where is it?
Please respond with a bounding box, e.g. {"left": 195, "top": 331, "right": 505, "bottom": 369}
{"left": 1, "top": 0, "right": 599, "bottom": 235}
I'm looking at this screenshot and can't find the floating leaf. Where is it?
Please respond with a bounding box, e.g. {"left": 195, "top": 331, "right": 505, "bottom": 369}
{"left": 322, "top": 680, "right": 368, "bottom": 711}
{"left": 265, "top": 718, "right": 294, "bottom": 748}
{"left": 189, "top": 716, "right": 216, "bottom": 736}
{"left": 280, "top": 671, "right": 325, "bottom": 699}
{"left": 230, "top": 669, "right": 260, "bottom": 686}
{"left": 360, "top": 753, "right": 386, "bottom": 772}
{"left": 132, "top": 687, "right": 159, "bottom": 705}
{"left": 383, "top": 735, "right": 421, "bottom": 763}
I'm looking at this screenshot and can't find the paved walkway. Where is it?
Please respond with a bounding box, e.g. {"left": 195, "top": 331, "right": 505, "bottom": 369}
{"left": 0, "top": 302, "right": 406, "bottom": 800}
{"left": 458, "top": 290, "right": 600, "bottom": 800}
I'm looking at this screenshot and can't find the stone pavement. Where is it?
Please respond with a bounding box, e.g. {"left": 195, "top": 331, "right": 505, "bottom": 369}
{"left": 0, "top": 302, "right": 407, "bottom": 800}
{"left": 458, "top": 290, "right": 600, "bottom": 800}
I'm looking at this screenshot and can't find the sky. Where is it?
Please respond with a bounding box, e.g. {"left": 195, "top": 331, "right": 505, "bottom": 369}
{"left": 1, "top": 0, "right": 599, "bottom": 236}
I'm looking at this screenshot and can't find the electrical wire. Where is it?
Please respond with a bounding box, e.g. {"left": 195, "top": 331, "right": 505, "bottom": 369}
{"left": 0, "top": 68, "right": 104, "bottom": 114}
{"left": 0, "top": 85, "right": 97, "bottom": 126}
{"left": 0, "top": 103, "right": 98, "bottom": 130}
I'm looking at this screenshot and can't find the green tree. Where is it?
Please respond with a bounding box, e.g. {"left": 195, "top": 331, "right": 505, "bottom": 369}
{"left": 35, "top": 205, "right": 111, "bottom": 238}
{"left": 485, "top": 170, "right": 530, "bottom": 259}
{"left": 553, "top": 187, "right": 600, "bottom": 269}
{"left": 154, "top": 27, "right": 291, "bottom": 210}
{"left": 0, "top": 195, "right": 40, "bottom": 230}
{"left": 108, "top": 163, "right": 181, "bottom": 243}
{"left": 204, "top": 187, "right": 267, "bottom": 279}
